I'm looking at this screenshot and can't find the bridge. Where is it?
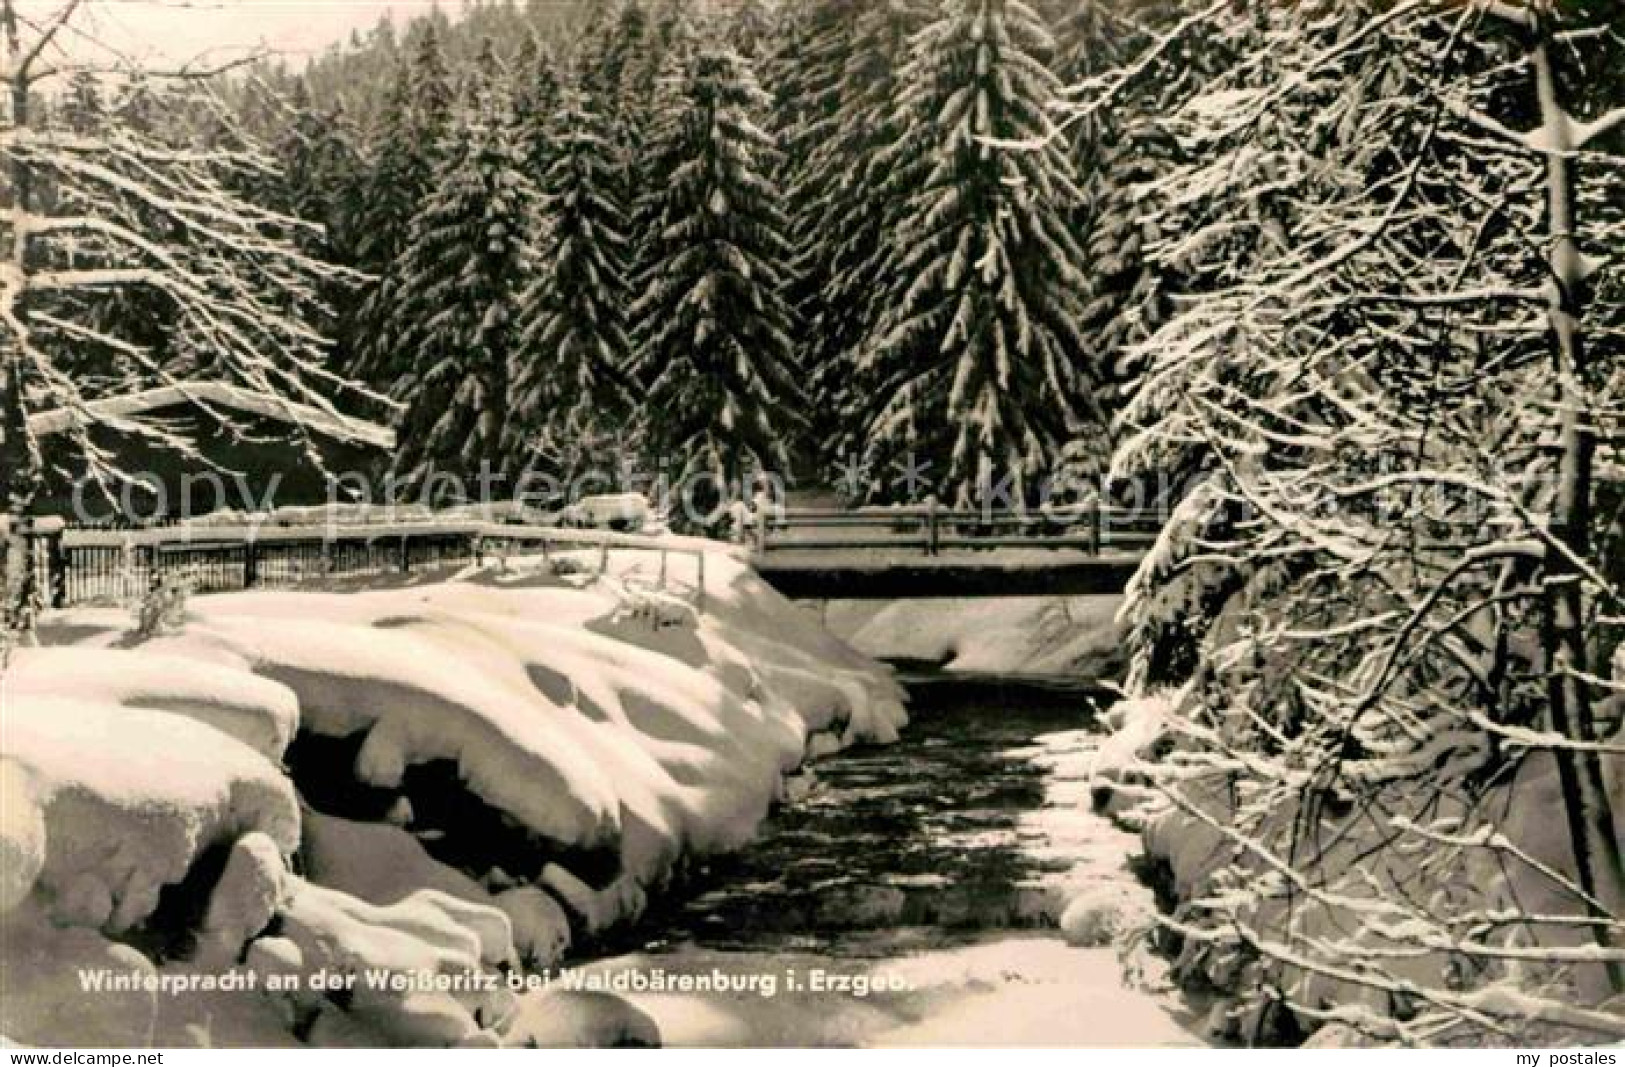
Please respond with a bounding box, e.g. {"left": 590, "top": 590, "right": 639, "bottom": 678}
{"left": 748, "top": 504, "right": 1160, "bottom": 599}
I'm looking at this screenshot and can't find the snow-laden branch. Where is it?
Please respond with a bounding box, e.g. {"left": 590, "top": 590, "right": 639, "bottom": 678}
{"left": 1573, "top": 107, "right": 1625, "bottom": 150}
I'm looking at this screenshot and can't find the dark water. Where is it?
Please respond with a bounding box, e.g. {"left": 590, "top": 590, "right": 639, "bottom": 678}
{"left": 638, "top": 676, "right": 1108, "bottom": 956}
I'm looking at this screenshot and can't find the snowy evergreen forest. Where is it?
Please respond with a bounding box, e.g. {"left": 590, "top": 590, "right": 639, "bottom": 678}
{"left": 6, "top": 0, "right": 1163, "bottom": 506}
{"left": 4, "top": 0, "right": 1625, "bottom": 1048}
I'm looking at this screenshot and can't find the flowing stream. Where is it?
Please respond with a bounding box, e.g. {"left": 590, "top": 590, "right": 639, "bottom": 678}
{"left": 557, "top": 675, "right": 1203, "bottom": 1047}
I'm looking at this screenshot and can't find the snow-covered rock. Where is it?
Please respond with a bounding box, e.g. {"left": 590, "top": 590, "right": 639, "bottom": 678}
{"left": 1121, "top": 694, "right": 1625, "bottom": 1045}
{"left": 1, "top": 900, "right": 296, "bottom": 1048}
{"left": 1059, "top": 883, "right": 1150, "bottom": 948}
{"left": 1, "top": 694, "right": 298, "bottom": 933}
{"left": 198, "top": 833, "right": 291, "bottom": 967}
{"left": 271, "top": 879, "right": 516, "bottom": 1047}
{"left": 1088, "top": 689, "right": 1178, "bottom": 826}
{"left": 507, "top": 991, "right": 662, "bottom": 1048}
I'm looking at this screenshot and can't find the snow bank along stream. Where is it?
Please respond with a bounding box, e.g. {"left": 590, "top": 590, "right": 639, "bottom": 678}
{"left": 2, "top": 545, "right": 913, "bottom": 1046}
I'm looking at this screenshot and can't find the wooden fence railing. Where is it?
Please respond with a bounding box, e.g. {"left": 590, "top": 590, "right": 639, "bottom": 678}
{"left": 7, "top": 520, "right": 710, "bottom": 611}
{"left": 751, "top": 503, "right": 1167, "bottom": 557}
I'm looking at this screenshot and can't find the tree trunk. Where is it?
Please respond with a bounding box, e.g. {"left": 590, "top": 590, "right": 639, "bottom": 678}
{"left": 2, "top": 0, "right": 45, "bottom": 639}
{"left": 1528, "top": 9, "right": 1625, "bottom": 995}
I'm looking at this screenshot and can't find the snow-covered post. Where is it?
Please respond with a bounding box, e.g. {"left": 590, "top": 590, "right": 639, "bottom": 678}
{"left": 242, "top": 538, "right": 260, "bottom": 590}
{"left": 35, "top": 517, "right": 65, "bottom": 610}
{"left": 924, "top": 495, "right": 939, "bottom": 556}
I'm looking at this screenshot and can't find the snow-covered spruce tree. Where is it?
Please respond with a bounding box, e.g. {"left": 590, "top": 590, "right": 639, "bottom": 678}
{"left": 1052, "top": 0, "right": 1191, "bottom": 478}
{"left": 851, "top": 0, "right": 1098, "bottom": 506}
{"left": 776, "top": 0, "right": 928, "bottom": 476}
{"left": 507, "top": 84, "right": 633, "bottom": 464}
{"left": 1, "top": 0, "right": 374, "bottom": 633}
{"left": 630, "top": 46, "right": 805, "bottom": 496}
{"left": 384, "top": 65, "right": 537, "bottom": 487}
{"left": 1089, "top": 0, "right": 1625, "bottom": 1043}
{"left": 724, "top": 0, "right": 777, "bottom": 59}
{"left": 581, "top": 0, "right": 652, "bottom": 110}
{"left": 512, "top": 32, "right": 563, "bottom": 181}
{"left": 351, "top": 22, "right": 455, "bottom": 389}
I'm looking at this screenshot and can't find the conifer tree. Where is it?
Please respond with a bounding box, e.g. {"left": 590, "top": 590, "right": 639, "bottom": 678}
{"left": 385, "top": 66, "right": 536, "bottom": 485}
{"left": 1094, "top": 0, "right": 1625, "bottom": 1031}
{"left": 1051, "top": 0, "right": 1189, "bottom": 485}
{"left": 352, "top": 24, "right": 456, "bottom": 388}
{"left": 854, "top": 0, "right": 1096, "bottom": 505}
{"left": 725, "top": 0, "right": 775, "bottom": 58}
{"left": 278, "top": 85, "right": 366, "bottom": 262}
{"left": 631, "top": 47, "right": 804, "bottom": 492}
{"left": 369, "top": 20, "right": 454, "bottom": 261}
{"left": 781, "top": 0, "right": 926, "bottom": 473}
{"left": 509, "top": 84, "right": 633, "bottom": 462}
{"left": 512, "top": 32, "right": 563, "bottom": 180}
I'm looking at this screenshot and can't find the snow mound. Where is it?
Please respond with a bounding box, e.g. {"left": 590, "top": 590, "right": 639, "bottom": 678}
{"left": 4, "top": 647, "right": 299, "bottom": 759}
{"left": 302, "top": 812, "right": 571, "bottom": 969}
{"left": 1, "top": 695, "right": 298, "bottom": 932}
{"left": 267, "top": 878, "right": 517, "bottom": 1047}
{"left": 828, "top": 595, "right": 1126, "bottom": 677}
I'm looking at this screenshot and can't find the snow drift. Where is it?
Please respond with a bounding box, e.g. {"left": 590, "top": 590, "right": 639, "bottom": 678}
{"left": 1, "top": 543, "right": 906, "bottom": 1047}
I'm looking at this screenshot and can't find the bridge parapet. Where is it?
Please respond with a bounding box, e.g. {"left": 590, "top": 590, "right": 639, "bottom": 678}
{"left": 752, "top": 504, "right": 1164, "bottom": 558}
{"left": 746, "top": 505, "right": 1164, "bottom": 598}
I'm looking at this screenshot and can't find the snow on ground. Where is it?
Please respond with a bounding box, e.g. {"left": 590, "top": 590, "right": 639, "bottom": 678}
{"left": 1084, "top": 692, "right": 1625, "bottom": 1045}
{"left": 1015, "top": 729, "right": 1161, "bottom": 947}
{"left": 530, "top": 936, "right": 1198, "bottom": 1048}
{"left": 825, "top": 595, "right": 1125, "bottom": 677}
{"left": 0, "top": 541, "right": 907, "bottom": 1047}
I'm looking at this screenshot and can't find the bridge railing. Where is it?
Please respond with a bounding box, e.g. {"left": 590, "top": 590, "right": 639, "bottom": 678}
{"left": 753, "top": 502, "right": 1166, "bottom": 557}
{"left": 8, "top": 518, "right": 710, "bottom": 611}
